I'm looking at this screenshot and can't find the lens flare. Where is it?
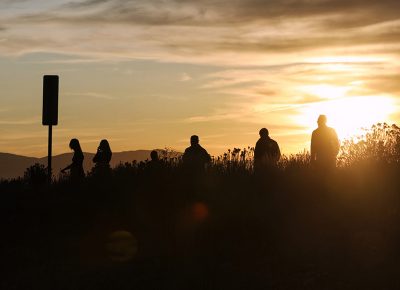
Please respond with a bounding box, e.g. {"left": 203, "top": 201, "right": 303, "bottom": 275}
{"left": 106, "top": 230, "right": 138, "bottom": 262}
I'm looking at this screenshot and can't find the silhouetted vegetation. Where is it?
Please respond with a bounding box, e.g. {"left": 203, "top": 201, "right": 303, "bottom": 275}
{"left": 338, "top": 123, "right": 400, "bottom": 166}
{"left": 1, "top": 123, "right": 400, "bottom": 289}
{"left": 23, "top": 162, "right": 48, "bottom": 186}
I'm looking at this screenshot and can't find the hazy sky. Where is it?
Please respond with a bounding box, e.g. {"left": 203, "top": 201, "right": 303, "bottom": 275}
{"left": 1, "top": 0, "right": 400, "bottom": 157}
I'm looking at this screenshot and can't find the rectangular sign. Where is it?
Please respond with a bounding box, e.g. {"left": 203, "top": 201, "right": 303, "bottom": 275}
{"left": 42, "top": 75, "right": 59, "bottom": 126}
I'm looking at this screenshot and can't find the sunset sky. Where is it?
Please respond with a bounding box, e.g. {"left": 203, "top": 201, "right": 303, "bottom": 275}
{"left": 1, "top": 0, "right": 400, "bottom": 157}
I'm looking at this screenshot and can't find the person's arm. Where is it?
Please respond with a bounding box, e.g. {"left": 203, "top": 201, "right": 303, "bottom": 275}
{"left": 202, "top": 149, "right": 212, "bottom": 170}
{"left": 93, "top": 151, "right": 99, "bottom": 163}
{"left": 205, "top": 149, "right": 211, "bottom": 163}
{"left": 254, "top": 141, "right": 260, "bottom": 160}
{"left": 332, "top": 129, "right": 340, "bottom": 156}
{"left": 181, "top": 149, "right": 187, "bottom": 165}
{"left": 61, "top": 164, "right": 72, "bottom": 173}
{"left": 275, "top": 142, "right": 281, "bottom": 162}
{"left": 310, "top": 131, "right": 316, "bottom": 162}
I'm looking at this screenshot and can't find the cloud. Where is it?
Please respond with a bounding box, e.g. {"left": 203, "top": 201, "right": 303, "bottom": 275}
{"left": 185, "top": 113, "right": 242, "bottom": 123}
{"left": 363, "top": 73, "right": 400, "bottom": 95}
{"left": 25, "top": 0, "right": 400, "bottom": 28}
{"left": 63, "top": 0, "right": 112, "bottom": 9}
{"left": 0, "top": 131, "right": 44, "bottom": 141}
{"left": 0, "top": 117, "right": 40, "bottom": 125}
{"left": 65, "top": 91, "right": 116, "bottom": 99}
{"left": 0, "top": 0, "right": 399, "bottom": 65}
{"left": 179, "top": 72, "right": 192, "bottom": 81}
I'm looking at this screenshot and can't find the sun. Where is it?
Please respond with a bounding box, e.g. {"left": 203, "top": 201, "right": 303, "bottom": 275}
{"left": 298, "top": 95, "right": 396, "bottom": 140}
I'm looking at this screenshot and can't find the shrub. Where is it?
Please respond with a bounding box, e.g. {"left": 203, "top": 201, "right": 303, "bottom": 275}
{"left": 23, "top": 163, "right": 47, "bottom": 186}
{"left": 338, "top": 123, "right": 400, "bottom": 166}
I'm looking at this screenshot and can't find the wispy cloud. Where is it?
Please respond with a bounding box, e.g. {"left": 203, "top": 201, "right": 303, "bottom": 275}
{"left": 185, "top": 113, "right": 241, "bottom": 123}
{"left": 0, "top": 131, "right": 45, "bottom": 141}
{"left": 0, "top": 117, "right": 40, "bottom": 125}
{"left": 0, "top": 0, "right": 399, "bottom": 65}
{"left": 180, "top": 72, "right": 192, "bottom": 82}
{"left": 16, "top": 0, "right": 400, "bottom": 28}
{"left": 65, "top": 91, "right": 116, "bottom": 100}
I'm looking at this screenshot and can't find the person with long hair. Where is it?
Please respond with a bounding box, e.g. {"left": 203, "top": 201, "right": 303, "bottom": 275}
{"left": 61, "top": 138, "right": 85, "bottom": 181}
{"left": 92, "top": 139, "right": 112, "bottom": 175}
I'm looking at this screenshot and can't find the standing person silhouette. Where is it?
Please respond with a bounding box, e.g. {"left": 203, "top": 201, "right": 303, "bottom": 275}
{"left": 254, "top": 128, "right": 281, "bottom": 174}
{"left": 92, "top": 139, "right": 112, "bottom": 176}
{"left": 61, "top": 138, "right": 85, "bottom": 181}
{"left": 150, "top": 150, "right": 160, "bottom": 163}
{"left": 182, "top": 135, "right": 211, "bottom": 174}
{"left": 147, "top": 150, "right": 162, "bottom": 173}
{"left": 311, "top": 115, "right": 340, "bottom": 169}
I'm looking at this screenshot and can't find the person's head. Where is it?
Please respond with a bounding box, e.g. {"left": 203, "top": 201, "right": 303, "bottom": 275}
{"left": 259, "top": 128, "right": 269, "bottom": 138}
{"left": 317, "top": 115, "right": 327, "bottom": 127}
{"left": 69, "top": 138, "right": 82, "bottom": 152}
{"left": 150, "top": 150, "right": 159, "bottom": 161}
{"left": 190, "top": 135, "right": 199, "bottom": 146}
{"left": 99, "top": 139, "right": 111, "bottom": 152}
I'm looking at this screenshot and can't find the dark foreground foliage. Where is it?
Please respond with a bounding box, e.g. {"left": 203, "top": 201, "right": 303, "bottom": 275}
{"left": 1, "top": 123, "right": 400, "bottom": 290}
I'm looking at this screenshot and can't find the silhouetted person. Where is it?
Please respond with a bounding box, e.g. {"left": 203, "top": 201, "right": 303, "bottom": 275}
{"left": 150, "top": 150, "right": 159, "bottom": 162}
{"left": 147, "top": 150, "right": 163, "bottom": 174}
{"left": 254, "top": 128, "right": 281, "bottom": 173}
{"left": 61, "top": 138, "right": 85, "bottom": 181}
{"left": 311, "top": 115, "right": 340, "bottom": 169}
{"left": 182, "top": 135, "right": 211, "bottom": 174}
{"left": 147, "top": 150, "right": 162, "bottom": 170}
{"left": 92, "top": 139, "right": 112, "bottom": 176}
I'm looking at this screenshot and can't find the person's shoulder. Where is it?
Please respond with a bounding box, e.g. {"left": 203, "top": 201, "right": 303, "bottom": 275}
{"left": 328, "top": 126, "right": 337, "bottom": 133}
{"left": 199, "top": 145, "right": 208, "bottom": 153}
{"left": 269, "top": 138, "right": 278, "bottom": 144}
{"left": 256, "top": 138, "right": 267, "bottom": 147}
{"left": 312, "top": 128, "right": 320, "bottom": 136}
{"left": 269, "top": 138, "right": 280, "bottom": 149}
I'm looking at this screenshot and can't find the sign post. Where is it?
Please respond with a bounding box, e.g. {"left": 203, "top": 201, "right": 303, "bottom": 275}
{"left": 42, "top": 75, "right": 59, "bottom": 183}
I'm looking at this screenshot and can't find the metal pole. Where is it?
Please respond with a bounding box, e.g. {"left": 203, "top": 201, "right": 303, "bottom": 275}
{"left": 48, "top": 125, "right": 52, "bottom": 183}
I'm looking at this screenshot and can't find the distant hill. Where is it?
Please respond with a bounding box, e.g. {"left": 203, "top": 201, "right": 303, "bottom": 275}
{"left": 0, "top": 150, "right": 163, "bottom": 180}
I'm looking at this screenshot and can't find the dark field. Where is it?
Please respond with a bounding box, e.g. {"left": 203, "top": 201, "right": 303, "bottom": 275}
{"left": 1, "top": 124, "right": 400, "bottom": 290}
